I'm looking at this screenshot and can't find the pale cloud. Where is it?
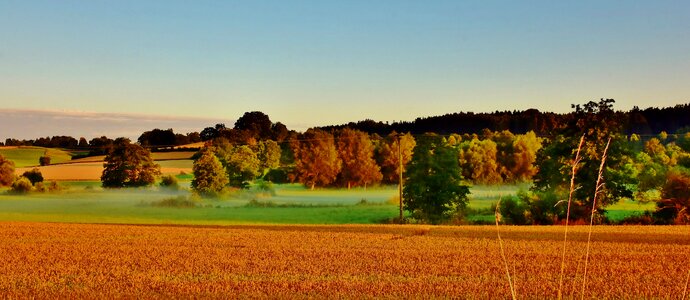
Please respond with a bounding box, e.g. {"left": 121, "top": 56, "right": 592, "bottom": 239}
{"left": 0, "top": 109, "right": 231, "bottom": 141}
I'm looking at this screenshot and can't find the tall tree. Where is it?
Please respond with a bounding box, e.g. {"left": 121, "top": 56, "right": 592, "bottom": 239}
{"left": 101, "top": 138, "right": 161, "bottom": 188}
{"left": 225, "top": 145, "right": 261, "bottom": 188}
{"left": 290, "top": 128, "right": 342, "bottom": 190}
{"left": 234, "top": 111, "right": 273, "bottom": 140}
{"left": 403, "top": 134, "right": 470, "bottom": 224}
{"left": 0, "top": 154, "right": 15, "bottom": 187}
{"left": 336, "top": 128, "right": 382, "bottom": 189}
{"left": 192, "top": 147, "right": 229, "bottom": 196}
{"left": 377, "top": 132, "right": 416, "bottom": 184}
{"left": 457, "top": 138, "right": 502, "bottom": 184}
{"left": 532, "top": 99, "right": 635, "bottom": 220}
{"left": 510, "top": 131, "right": 542, "bottom": 182}
{"left": 137, "top": 128, "right": 176, "bottom": 147}
{"left": 256, "top": 140, "right": 281, "bottom": 176}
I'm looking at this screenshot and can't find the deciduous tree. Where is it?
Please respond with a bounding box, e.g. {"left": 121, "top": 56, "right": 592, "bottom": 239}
{"left": 336, "top": 128, "right": 382, "bottom": 189}
{"left": 0, "top": 154, "right": 15, "bottom": 187}
{"left": 101, "top": 138, "right": 161, "bottom": 188}
{"left": 192, "top": 148, "right": 229, "bottom": 196}
{"left": 532, "top": 99, "right": 635, "bottom": 220}
{"left": 290, "top": 129, "right": 342, "bottom": 189}
{"left": 377, "top": 132, "right": 416, "bottom": 184}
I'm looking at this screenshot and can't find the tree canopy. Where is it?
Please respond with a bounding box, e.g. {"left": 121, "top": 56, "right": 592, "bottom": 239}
{"left": 532, "top": 99, "right": 635, "bottom": 220}
{"left": 101, "top": 138, "right": 161, "bottom": 188}
{"left": 403, "top": 134, "right": 470, "bottom": 224}
{"left": 290, "top": 129, "right": 342, "bottom": 189}
{"left": 336, "top": 128, "right": 382, "bottom": 188}
{"left": 191, "top": 147, "right": 229, "bottom": 196}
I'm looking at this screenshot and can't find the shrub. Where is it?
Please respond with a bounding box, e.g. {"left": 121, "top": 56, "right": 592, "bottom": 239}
{"left": 498, "top": 195, "right": 530, "bottom": 225}
{"left": 36, "top": 181, "right": 62, "bottom": 193}
{"left": 263, "top": 168, "right": 289, "bottom": 184}
{"left": 653, "top": 169, "right": 690, "bottom": 224}
{"left": 617, "top": 211, "right": 655, "bottom": 225}
{"left": 22, "top": 168, "right": 44, "bottom": 185}
{"left": 254, "top": 179, "right": 276, "bottom": 196}
{"left": 159, "top": 175, "right": 179, "bottom": 189}
{"left": 0, "top": 154, "right": 15, "bottom": 187}
{"left": 150, "top": 196, "right": 197, "bottom": 208}
{"left": 39, "top": 156, "right": 51, "bottom": 166}
{"left": 10, "top": 177, "right": 33, "bottom": 194}
{"left": 34, "top": 182, "right": 47, "bottom": 193}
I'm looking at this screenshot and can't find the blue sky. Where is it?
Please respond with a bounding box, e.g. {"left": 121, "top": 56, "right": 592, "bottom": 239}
{"left": 1, "top": 0, "right": 689, "bottom": 139}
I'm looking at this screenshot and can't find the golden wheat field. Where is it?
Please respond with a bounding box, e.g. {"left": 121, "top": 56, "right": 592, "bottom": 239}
{"left": 0, "top": 222, "right": 688, "bottom": 298}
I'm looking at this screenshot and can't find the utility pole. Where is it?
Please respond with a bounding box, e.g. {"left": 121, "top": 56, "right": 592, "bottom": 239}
{"left": 397, "top": 133, "right": 404, "bottom": 224}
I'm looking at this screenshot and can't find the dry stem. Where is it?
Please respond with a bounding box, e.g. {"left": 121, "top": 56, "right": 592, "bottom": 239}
{"left": 580, "top": 137, "right": 611, "bottom": 299}
{"left": 557, "top": 134, "right": 585, "bottom": 300}
{"left": 682, "top": 269, "right": 690, "bottom": 300}
{"left": 495, "top": 199, "right": 517, "bottom": 300}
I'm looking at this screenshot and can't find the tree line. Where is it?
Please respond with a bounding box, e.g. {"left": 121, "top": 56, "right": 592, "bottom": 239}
{"left": 320, "top": 102, "right": 690, "bottom": 136}
{"left": 2, "top": 103, "right": 690, "bottom": 225}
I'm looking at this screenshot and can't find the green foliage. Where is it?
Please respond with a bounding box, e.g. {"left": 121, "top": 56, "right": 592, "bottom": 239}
{"left": 22, "top": 168, "right": 44, "bottom": 185}
{"left": 532, "top": 99, "right": 635, "bottom": 220}
{"left": 290, "top": 128, "right": 342, "bottom": 189}
{"left": 225, "top": 145, "right": 260, "bottom": 188}
{"left": 150, "top": 196, "right": 198, "bottom": 208}
{"left": 497, "top": 195, "right": 529, "bottom": 225}
{"left": 253, "top": 179, "right": 276, "bottom": 196}
{"left": 191, "top": 148, "right": 229, "bottom": 197}
{"left": 159, "top": 175, "right": 179, "bottom": 189}
{"left": 101, "top": 138, "right": 161, "bottom": 188}
{"left": 403, "top": 134, "right": 470, "bottom": 224}
{"left": 264, "top": 168, "right": 290, "bottom": 183}
{"left": 256, "top": 140, "right": 281, "bottom": 175}
{"left": 0, "top": 154, "right": 15, "bottom": 187}
{"left": 458, "top": 138, "right": 502, "bottom": 184}
{"left": 10, "top": 177, "right": 33, "bottom": 194}
{"left": 336, "top": 128, "right": 382, "bottom": 188}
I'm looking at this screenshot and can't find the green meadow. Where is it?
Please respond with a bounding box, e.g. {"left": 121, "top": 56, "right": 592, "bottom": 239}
{"left": 0, "top": 182, "right": 653, "bottom": 225}
{"left": 0, "top": 147, "right": 73, "bottom": 167}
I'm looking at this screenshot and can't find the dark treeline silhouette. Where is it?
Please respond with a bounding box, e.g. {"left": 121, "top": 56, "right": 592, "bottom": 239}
{"left": 320, "top": 103, "right": 690, "bottom": 136}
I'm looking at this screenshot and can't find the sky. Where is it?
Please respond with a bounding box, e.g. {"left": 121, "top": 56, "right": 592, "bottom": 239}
{"left": 1, "top": 0, "right": 689, "bottom": 140}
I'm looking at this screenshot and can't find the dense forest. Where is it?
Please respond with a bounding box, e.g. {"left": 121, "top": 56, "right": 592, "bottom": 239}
{"left": 321, "top": 102, "right": 690, "bottom": 137}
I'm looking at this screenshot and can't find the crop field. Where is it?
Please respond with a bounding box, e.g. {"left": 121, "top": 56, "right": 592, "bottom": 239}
{"left": 0, "top": 222, "right": 687, "bottom": 298}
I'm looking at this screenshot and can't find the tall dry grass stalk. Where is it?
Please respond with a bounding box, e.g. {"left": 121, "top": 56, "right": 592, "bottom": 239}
{"left": 495, "top": 199, "right": 517, "bottom": 300}
{"left": 557, "top": 135, "right": 585, "bottom": 300}
{"left": 580, "top": 137, "right": 611, "bottom": 299}
{"left": 682, "top": 269, "right": 690, "bottom": 300}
